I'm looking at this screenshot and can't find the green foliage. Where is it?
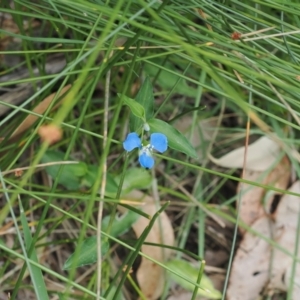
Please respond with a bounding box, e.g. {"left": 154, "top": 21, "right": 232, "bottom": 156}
{"left": 148, "top": 118, "right": 198, "bottom": 158}
{"left": 130, "top": 77, "right": 154, "bottom": 131}
{"left": 124, "top": 76, "right": 198, "bottom": 159}
{"left": 119, "top": 94, "right": 146, "bottom": 121}
{"left": 166, "top": 259, "right": 222, "bottom": 299}
{"left": 145, "top": 61, "right": 197, "bottom": 97}
{"left": 115, "top": 167, "right": 152, "bottom": 193}
{"left": 41, "top": 150, "right": 88, "bottom": 190}
{"left": 41, "top": 151, "right": 152, "bottom": 194}
{"left": 63, "top": 236, "right": 110, "bottom": 270}
{"left": 82, "top": 165, "right": 119, "bottom": 197}
{"left": 19, "top": 199, "right": 50, "bottom": 300}
{"left": 2, "top": 0, "right": 300, "bottom": 299}
{"left": 63, "top": 210, "right": 140, "bottom": 269}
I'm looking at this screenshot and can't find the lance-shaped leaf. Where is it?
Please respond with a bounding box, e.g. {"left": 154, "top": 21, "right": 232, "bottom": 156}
{"left": 148, "top": 118, "right": 198, "bottom": 159}
{"left": 118, "top": 93, "right": 145, "bottom": 120}
{"left": 166, "top": 259, "right": 222, "bottom": 299}
{"left": 130, "top": 77, "right": 154, "bottom": 131}
{"left": 63, "top": 210, "right": 140, "bottom": 269}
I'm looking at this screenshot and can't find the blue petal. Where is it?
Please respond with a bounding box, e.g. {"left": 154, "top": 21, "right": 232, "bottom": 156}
{"left": 139, "top": 152, "right": 154, "bottom": 169}
{"left": 150, "top": 133, "right": 168, "bottom": 153}
{"left": 123, "top": 133, "right": 141, "bottom": 151}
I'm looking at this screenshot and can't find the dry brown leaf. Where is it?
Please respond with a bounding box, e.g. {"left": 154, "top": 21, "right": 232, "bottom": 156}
{"left": 9, "top": 84, "right": 71, "bottom": 140}
{"left": 268, "top": 181, "right": 300, "bottom": 297}
{"left": 174, "top": 116, "right": 216, "bottom": 145}
{"left": 237, "top": 169, "right": 266, "bottom": 231}
{"left": 205, "top": 249, "right": 228, "bottom": 267}
{"left": 227, "top": 216, "right": 272, "bottom": 300}
{"left": 122, "top": 190, "right": 174, "bottom": 300}
{"left": 228, "top": 181, "right": 300, "bottom": 299}
{"left": 237, "top": 155, "right": 290, "bottom": 233}
{"left": 273, "top": 180, "right": 300, "bottom": 227}
{"left": 0, "top": 15, "right": 39, "bottom": 56}
{"left": 174, "top": 116, "right": 217, "bottom": 159}
{"left": 210, "top": 136, "right": 281, "bottom": 171}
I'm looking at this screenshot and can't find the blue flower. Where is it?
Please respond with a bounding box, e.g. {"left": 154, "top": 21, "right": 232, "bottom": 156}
{"left": 123, "top": 132, "right": 168, "bottom": 169}
{"left": 123, "top": 132, "right": 141, "bottom": 151}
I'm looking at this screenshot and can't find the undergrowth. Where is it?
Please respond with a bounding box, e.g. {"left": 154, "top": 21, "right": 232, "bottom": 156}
{"left": 1, "top": 0, "right": 300, "bottom": 299}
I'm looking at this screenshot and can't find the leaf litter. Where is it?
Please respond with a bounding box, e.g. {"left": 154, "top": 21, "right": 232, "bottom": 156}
{"left": 121, "top": 190, "right": 175, "bottom": 300}
{"left": 9, "top": 84, "right": 71, "bottom": 140}
{"left": 210, "top": 135, "right": 300, "bottom": 299}
{"left": 210, "top": 136, "right": 282, "bottom": 171}
{"left": 268, "top": 181, "right": 300, "bottom": 298}
{"left": 237, "top": 155, "right": 290, "bottom": 233}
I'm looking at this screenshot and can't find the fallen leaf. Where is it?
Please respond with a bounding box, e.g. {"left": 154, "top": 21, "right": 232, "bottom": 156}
{"left": 228, "top": 181, "right": 300, "bottom": 299}
{"left": 205, "top": 249, "right": 228, "bottom": 267}
{"left": 9, "top": 84, "right": 71, "bottom": 140}
{"left": 227, "top": 217, "right": 272, "bottom": 300}
{"left": 237, "top": 155, "right": 290, "bottom": 233}
{"left": 0, "top": 16, "right": 40, "bottom": 60}
{"left": 174, "top": 116, "right": 217, "bottom": 159}
{"left": 122, "top": 190, "right": 174, "bottom": 300}
{"left": 210, "top": 136, "right": 281, "bottom": 171}
{"left": 273, "top": 180, "right": 300, "bottom": 227}
{"left": 268, "top": 181, "right": 300, "bottom": 297}
{"left": 174, "top": 116, "right": 216, "bottom": 146}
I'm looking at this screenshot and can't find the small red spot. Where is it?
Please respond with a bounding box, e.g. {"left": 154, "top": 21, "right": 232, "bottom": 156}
{"left": 15, "top": 169, "right": 23, "bottom": 177}
{"left": 231, "top": 32, "right": 242, "bottom": 40}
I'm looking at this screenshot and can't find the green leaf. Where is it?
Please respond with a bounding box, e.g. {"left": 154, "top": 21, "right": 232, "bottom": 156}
{"left": 130, "top": 77, "right": 154, "bottom": 131}
{"left": 41, "top": 150, "right": 87, "bottom": 190}
{"left": 63, "top": 236, "right": 109, "bottom": 270}
{"left": 148, "top": 118, "right": 198, "bottom": 159}
{"left": 104, "top": 285, "right": 125, "bottom": 300}
{"left": 63, "top": 211, "right": 139, "bottom": 269}
{"left": 118, "top": 93, "right": 145, "bottom": 120}
{"left": 145, "top": 62, "right": 197, "bottom": 97}
{"left": 82, "top": 165, "right": 118, "bottom": 197}
{"left": 115, "top": 168, "right": 152, "bottom": 194}
{"left": 166, "top": 259, "right": 222, "bottom": 299}
{"left": 102, "top": 210, "right": 140, "bottom": 237}
{"left": 19, "top": 199, "right": 50, "bottom": 299}
{"left": 135, "top": 77, "right": 154, "bottom": 121}
{"left": 42, "top": 151, "right": 118, "bottom": 196}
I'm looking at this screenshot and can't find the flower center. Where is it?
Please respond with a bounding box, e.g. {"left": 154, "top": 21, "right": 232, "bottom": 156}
{"left": 139, "top": 145, "right": 152, "bottom": 157}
